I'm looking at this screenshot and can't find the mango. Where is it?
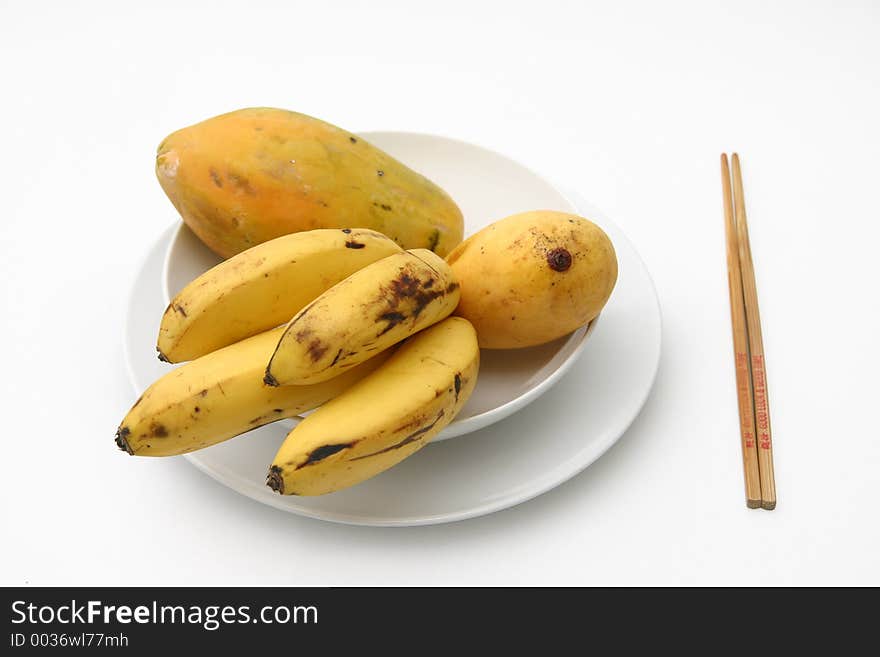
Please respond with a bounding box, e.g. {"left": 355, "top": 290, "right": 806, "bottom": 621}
{"left": 156, "top": 108, "right": 464, "bottom": 258}
{"left": 446, "top": 211, "right": 617, "bottom": 349}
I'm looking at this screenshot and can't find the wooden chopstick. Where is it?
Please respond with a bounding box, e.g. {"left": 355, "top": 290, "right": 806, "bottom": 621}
{"left": 730, "top": 153, "right": 777, "bottom": 510}
{"left": 721, "top": 154, "right": 762, "bottom": 509}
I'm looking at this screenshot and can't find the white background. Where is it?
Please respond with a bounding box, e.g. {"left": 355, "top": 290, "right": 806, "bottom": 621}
{"left": 2, "top": 0, "right": 878, "bottom": 585}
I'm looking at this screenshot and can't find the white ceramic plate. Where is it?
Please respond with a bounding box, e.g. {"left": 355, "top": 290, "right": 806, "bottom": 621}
{"left": 123, "top": 133, "right": 661, "bottom": 526}
{"left": 161, "top": 131, "right": 597, "bottom": 440}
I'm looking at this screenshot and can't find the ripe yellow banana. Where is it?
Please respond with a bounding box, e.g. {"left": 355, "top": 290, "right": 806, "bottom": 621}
{"left": 265, "top": 249, "right": 460, "bottom": 386}
{"left": 158, "top": 228, "right": 402, "bottom": 362}
{"left": 266, "top": 317, "right": 479, "bottom": 496}
{"left": 117, "top": 327, "right": 391, "bottom": 457}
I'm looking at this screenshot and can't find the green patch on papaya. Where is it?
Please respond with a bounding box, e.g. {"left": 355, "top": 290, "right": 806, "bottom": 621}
{"left": 428, "top": 229, "right": 441, "bottom": 252}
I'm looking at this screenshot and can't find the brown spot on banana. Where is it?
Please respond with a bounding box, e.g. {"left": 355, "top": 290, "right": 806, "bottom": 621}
{"left": 298, "top": 442, "right": 357, "bottom": 468}
{"left": 380, "top": 269, "right": 450, "bottom": 321}
{"left": 149, "top": 422, "right": 168, "bottom": 438}
{"left": 307, "top": 339, "right": 328, "bottom": 362}
{"left": 391, "top": 272, "right": 420, "bottom": 298}
{"left": 394, "top": 414, "right": 429, "bottom": 433}
{"left": 377, "top": 312, "right": 407, "bottom": 336}
{"left": 350, "top": 410, "right": 445, "bottom": 461}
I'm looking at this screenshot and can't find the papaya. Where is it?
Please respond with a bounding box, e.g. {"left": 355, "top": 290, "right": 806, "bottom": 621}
{"left": 156, "top": 108, "right": 464, "bottom": 258}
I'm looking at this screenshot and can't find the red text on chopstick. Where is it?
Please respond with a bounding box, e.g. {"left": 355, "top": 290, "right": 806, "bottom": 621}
{"left": 751, "top": 355, "right": 771, "bottom": 450}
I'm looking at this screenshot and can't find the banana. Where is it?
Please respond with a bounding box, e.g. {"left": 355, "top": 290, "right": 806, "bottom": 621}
{"left": 158, "top": 228, "right": 402, "bottom": 362}
{"left": 266, "top": 317, "right": 479, "bottom": 496}
{"left": 117, "top": 327, "right": 391, "bottom": 457}
{"left": 264, "top": 249, "right": 460, "bottom": 386}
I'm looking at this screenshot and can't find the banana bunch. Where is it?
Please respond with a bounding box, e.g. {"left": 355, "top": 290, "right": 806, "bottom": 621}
{"left": 116, "top": 328, "right": 391, "bottom": 457}
{"left": 268, "top": 318, "right": 478, "bottom": 496}
{"left": 117, "top": 228, "right": 479, "bottom": 495}
{"left": 158, "top": 228, "right": 402, "bottom": 362}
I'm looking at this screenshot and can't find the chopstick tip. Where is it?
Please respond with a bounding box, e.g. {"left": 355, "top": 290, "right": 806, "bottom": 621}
{"left": 761, "top": 500, "right": 776, "bottom": 511}
{"left": 747, "top": 499, "right": 762, "bottom": 509}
